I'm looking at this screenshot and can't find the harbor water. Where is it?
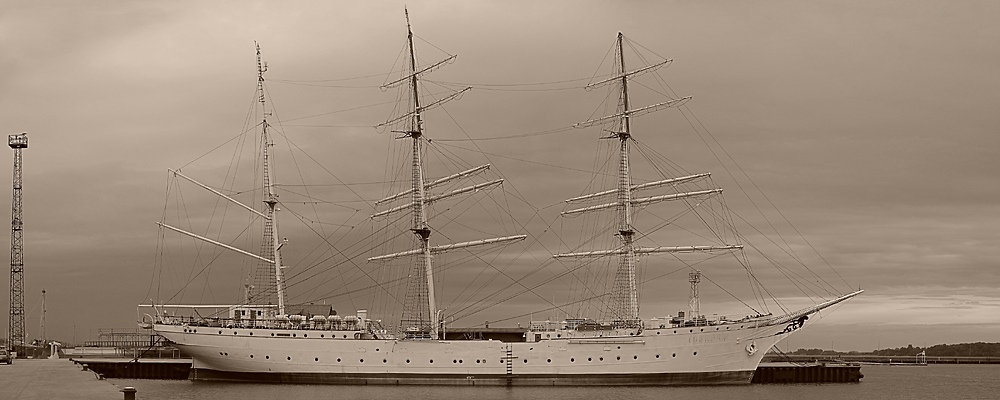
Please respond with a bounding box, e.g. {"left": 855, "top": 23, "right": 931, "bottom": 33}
{"left": 109, "top": 364, "right": 998, "bottom": 399}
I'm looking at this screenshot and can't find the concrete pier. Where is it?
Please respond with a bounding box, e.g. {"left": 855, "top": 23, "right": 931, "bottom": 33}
{"left": 73, "top": 358, "right": 192, "bottom": 380}
{"left": 0, "top": 358, "right": 124, "bottom": 399}
{"left": 752, "top": 362, "right": 864, "bottom": 384}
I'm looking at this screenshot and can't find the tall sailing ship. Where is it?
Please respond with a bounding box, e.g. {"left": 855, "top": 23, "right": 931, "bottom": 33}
{"left": 147, "top": 13, "right": 860, "bottom": 385}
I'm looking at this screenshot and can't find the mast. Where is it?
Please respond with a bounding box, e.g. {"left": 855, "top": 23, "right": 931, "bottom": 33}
{"left": 611, "top": 32, "right": 640, "bottom": 327}
{"left": 556, "top": 33, "right": 725, "bottom": 330}
{"left": 254, "top": 42, "right": 286, "bottom": 316}
{"left": 404, "top": 8, "right": 438, "bottom": 339}
{"left": 372, "top": 10, "right": 523, "bottom": 339}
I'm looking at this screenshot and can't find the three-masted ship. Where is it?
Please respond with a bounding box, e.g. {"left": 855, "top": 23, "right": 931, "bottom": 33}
{"left": 148, "top": 13, "right": 860, "bottom": 385}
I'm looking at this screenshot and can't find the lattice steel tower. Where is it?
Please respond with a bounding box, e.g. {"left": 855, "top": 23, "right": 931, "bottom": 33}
{"left": 689, "top": 270, "right": 701, "bottom": 325}
{"left": 8, "top": 133, "right": 27, "bottom": 351}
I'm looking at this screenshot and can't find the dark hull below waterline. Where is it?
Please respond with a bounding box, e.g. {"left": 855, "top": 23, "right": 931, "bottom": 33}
{"left": 189, "top": 368, "right": 755, "bottom": 386}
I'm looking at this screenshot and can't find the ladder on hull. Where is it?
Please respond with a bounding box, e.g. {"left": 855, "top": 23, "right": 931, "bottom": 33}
{"left": 503, "top": 344, "right": 514, "bottom": 386}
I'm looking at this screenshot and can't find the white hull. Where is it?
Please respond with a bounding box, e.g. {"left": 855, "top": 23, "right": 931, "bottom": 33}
{"left": 155, "top": 321, "right": 791, "bottom": 385}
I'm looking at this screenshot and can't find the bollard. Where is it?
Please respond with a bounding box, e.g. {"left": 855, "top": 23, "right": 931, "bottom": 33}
{"left": 121, "top": 386, "right": 137, "bottom": 400}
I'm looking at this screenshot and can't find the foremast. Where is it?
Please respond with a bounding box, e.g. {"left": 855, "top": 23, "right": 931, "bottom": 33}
{"left": 554, "top": 33, "right": 737, "bottom": 328}
{"left": 371, "top": 10, "right": 525, "bottom": 339}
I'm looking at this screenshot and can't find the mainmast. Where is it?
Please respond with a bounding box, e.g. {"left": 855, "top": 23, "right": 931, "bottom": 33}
{"left": 371, "top": 10, "right": 524, "bottom": 339}
{"left": 612, "top": 32, "right": 639, "bottom": 327}
{"left": 404, "top": 9, "right": 438, "bottom": 339}
{"left": 255, "top": 42, "right": 286, "bottom": 316}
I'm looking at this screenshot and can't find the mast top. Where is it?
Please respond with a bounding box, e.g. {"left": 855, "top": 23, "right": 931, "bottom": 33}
{"left": 405, "top": 8, "right": 413, "bottom": 38}
{"left": 255, "top": 41, "right": 269, "bottom": 115}
{"left": 8, "top": 133, "right": 27, "bottom": 149}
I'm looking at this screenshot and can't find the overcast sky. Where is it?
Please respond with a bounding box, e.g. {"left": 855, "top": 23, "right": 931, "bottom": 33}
{"left": 1, "top": 0, "right": 998, "bottom": 351}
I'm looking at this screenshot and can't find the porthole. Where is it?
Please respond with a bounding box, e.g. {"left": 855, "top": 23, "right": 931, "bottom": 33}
{"left": 715, "top": 327, "right": 719, "bottom": 331}
{"left": 557, "top": 334, "right": 562, "bottom": 338}
{"left": 700, "top": 329, "right": 704, "bottom": 332}
{"left": 315, "top": 358, "right": 319, "bottom": 362}
{"left": 633, "top": 355, "right": 638, "bottom": 360}
{"left": 383, "top": 359, "right": 387, "bottom": 363}
{"left": 219, "top": 352, "right": 224, "bottom": 356}
{"left": 233, "top": 332, "right": 238, "bottom": 335}
{"left": 459, "top": 359, "right": 463, "bottom": 364}
{"left": 693, "top": 351, "right": 698, "bottom": 356}
{"left": 453, "top": 360, "right": 457, "bottom": 364}
{"left": 571, "top": 358, "right": 575, "bottom": 362}
{"left": 673, "top": 330, "right": 677, "bottom": 334}
{"left": 304, "top": 334, "right": 307, "bottom": 338}
{"left": 343, "top": 335, "right": 348, "bottom": 338}
{"left": 617, "top": 346, "right": 621, "bottom": 350}
{"left": 546, "top": 334, "right": 551, "bottom": 338}
{"left": 430, "top": 359, "right": 434, "bottom": 363}
{"left": 547, "top": 359, "right": 551, "bottom": 363}
{"left": 250, "top": 355, "right": 254, "bottom": 359}
{"left": 360, "top": 359, "right": 364, "bottom": 363}
{"left": 656, "top": 354, "right": 660, "bottom": 359}
{"left": 406, "top": 359, "right": 410, "bottom": 363}
{"left": 656, "top": 331, "right": 660, "bottom": 335}
{"left": 376, "top": 348, "right": 380, "bottom": 352}
{"left": 599, "top": 357, "right": 604, "bottom": 361}
{"left": 287, "top": 356, "right": 291, "bottom": 361}
{"left": 588, "top": 357, "right": 592, "bottom": 362}
{"left": 249, "top": 332, "right": 253, "bottom": 336}
{"left": 321, "top": 334, "right": 325, "bottom": 338}
{"left": 476, "top": 359, "right": 480, "bottom": 364}
{"left": 672, "top": 353, "right": 676, "bottom": 357}
{"left": 218, "top": 331, "right": 222, "bottom": 334}
{"left": 265, "top": 356, "right": 270, "bottom": 359}
{"left": 293, "top": 334, "right": 297, "bottom": 337}
{"left": 529, "top": 347, "right": 533, "bottom": 351}
{"left": 271, "top": 333, "right": 275, "bottom": 337}
{"left": 337, "top": 358, "right": 341, "bottom": 362}
{"left": 616, "top": 356, "right": 621, "bottom": 360}
{"left": 523, "top": 359, "right": 527, "bottom": 364}
{"left": 689, "top": 329, "right": 693, "bottom": 333}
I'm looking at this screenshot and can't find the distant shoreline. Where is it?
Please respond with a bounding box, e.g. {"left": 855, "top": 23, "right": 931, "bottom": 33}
{"left": 763, "top": 354, "right": 1000, "bottom": 365}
